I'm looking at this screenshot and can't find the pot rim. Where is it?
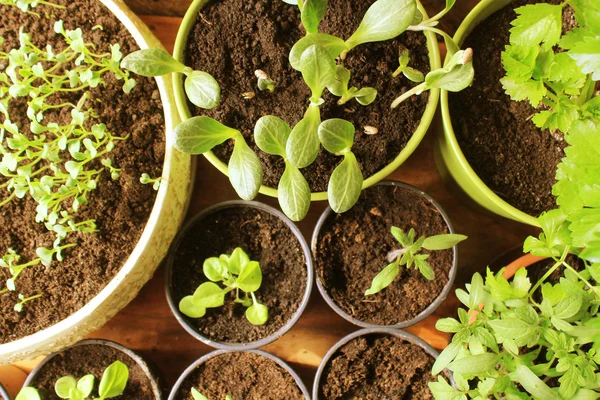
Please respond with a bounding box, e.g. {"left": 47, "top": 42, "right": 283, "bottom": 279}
{"left": 0, "top": 383, "right": 9, "bottom": 400}
{"left": 311, "top": 180, "right": 459, "bottom": 329}
{"left": 438, "top": 0, "right": 539, "bottom": 227}
{"left": 22, "top": 339, "right": 164, "bottom": 399}
{"left": 165, "top": 200, "right": 314, "bottom": 351}
{"left": 168, "top": 349, "right": 310, "bottom": 400}
{"left": 312, "top": 327, "right": 440, "bottom": 400}
{"left": 172, "top": 0, "right": 442, "bottom": 201}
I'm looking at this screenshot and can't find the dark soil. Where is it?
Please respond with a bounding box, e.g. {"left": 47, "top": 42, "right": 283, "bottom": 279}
{"left": 29, "top": 343, "right": 157, "bottom": 400}
{"left": 185, "top": 0, "right": 431, "bottom": 191}
{"left": 319, "top": 334, "right": 437, "bottom": 399}
{"left": 527, "top": 254, "right": 584, "bottom": 302}
{"left": 314, "top": 184, "right": 453, "bottom": 325}
{"left": 0, "top": 1, "right": 165, "bottom": 342}
{"left": 170, "top": 205, "right": 307, "bottom": 344}
{"left": 449, "top": 0, "right": 576, "bottom": 216}
{"left": 174, "top": 352, "right": 304, "bottom": 400}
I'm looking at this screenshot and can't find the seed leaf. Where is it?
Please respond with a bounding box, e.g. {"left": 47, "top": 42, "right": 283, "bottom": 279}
{"left": 184, "top": 71, "right": 221, "bottom": 109}
{"left": 354, "top": 87, "right": 378, "bottom": 105}
{"left": 121, "top": 48, "right": 186, "bottom": 76}
{"left": 365, "top": 262, "right": 400, "bottom": 295}
{"left": 193, "top": 282, "right": 226, "bottom": 308}
{"left": 173, "top": 116, "right": 238, "bottom": 155}
{"left": 77, "top": 375, "right": 95, "bottom": 398}
{"left": 301, "top": 0, "right": 327, "bottom": 34}
{"left": 287, "top": 105, "right": 321, "bottom": 168}
{"left": 191, "top": 388, "right": 208, "bottom": 400}
{"left": 318, "top": 118, "right": 355, "bottom": 153}
{"left": 425, "top": 49, "right": 475, "bottom": 92}
{"left": 254, "top": 115, "right": 291, "bottom": 157}
{"left": 16, "top": 388, "right": 41, "bottom": 400}
{"left": 55, "top": 376, "right": 77, "bottom": 399}
{"left": 279, "top": 163, "right": 311, "bottom": 222}
{"left": 289, "top": 33, "right": 346, "bottom": 71}
{"left": 98, "top": 361, "right": 129, "bottom": 399}
{"left": 228, "top": 137, "right": 263, "bottom": 200}
{"left": 328, "top": 152, "right": 363, "bottom": 213}
{"left": 422, "top": 234, "right": 467, "bottom": 250}
{"left": 297, "top": 45, "right": 336, "bottom": 101}
{"left": 246, "top": 302, "right": 269, "bottom": 325}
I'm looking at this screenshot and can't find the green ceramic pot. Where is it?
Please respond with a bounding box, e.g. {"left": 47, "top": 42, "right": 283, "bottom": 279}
{"left": 173, "top": 0, "right": 441, "bottom": 201}
{"left": 436, "top": 0, "right": 540, "bottom": 227}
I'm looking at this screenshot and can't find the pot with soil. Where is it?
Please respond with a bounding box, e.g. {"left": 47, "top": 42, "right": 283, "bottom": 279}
{"left": 0, "top": 0, "right": 192, "bottom": 363}
{"left": 436, "top": 0, "right": 579, "bottom": 226}
{"left": 168, "top": 349, "right": 310, "bottom": 400}
{"left": 313, "top": 327, "right": 442, "bottom": 399}
{"left": 312, "top": 181, "right": 462, "bottom": 328}
{"left": 18, "top": 339, "right": 164, "bottom": 400}
{"left": 165, "top": 200, "right": 313, "bottom": 350}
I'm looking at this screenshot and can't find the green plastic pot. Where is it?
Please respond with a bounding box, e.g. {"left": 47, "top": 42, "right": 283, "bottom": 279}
{"left": 436, "top": 0, "right": 540, "bottom": 227}
{"left": 173, "top": 0, "right": 441, "bottom": 201}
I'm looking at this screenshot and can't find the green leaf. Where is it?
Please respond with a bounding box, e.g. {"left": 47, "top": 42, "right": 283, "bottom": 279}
{"left": 246, "top": 302, "right": 269, "bottom": 325}
{"left": 191, "top": 388, "right": 208, "bottom": 400}
{"left": 173, "top": 116, "right": 238, "bottom": 155}
{"left": 365, "top": 263, "right": 400, "bottom": 295}
{"left": 511, "top": 364, "right": 561, "bottom": 400}
{"left": 328, "top": 152, "right": 363, "bottom": 213}
{"left": 346, "top": 0, "right": 417, "bottom": 50}
{"left": 301, "top": 0, "right": 327, "bottom": 34}
{"left": 568, "top": 36, "right": 600, "bottom": 81}
{"left": 572, "top": 389, "right": 600, "bottom": 400}
{"left": 502, "top": 44, "right": 539, "bottom": 80}
{"left": 121, "top": 48, "right": 186, "bottom": 76}
{"left": 98, "top": 361, "right": 129, "bottom": 399}
{"left": 432, "top": 342, "right": 461, "bottom": 375}
{"left": 192, "top": 282, "right": 226, "bottom": 308}
{"left": 447, "top": 353, "right": 499, "bottom": 375}
{"left": 235, "top": 261, "right": 262, "bottom": 293}
{"left": 425, "top": 49, "right": 474, "bottom": 92}
{"left": 414, "top": 254, "right": 434, "bottom": 280}
{"left": 500, "top": 77, "right": 546, "bottom": 108}
{"left": 559, "top": 368, "right": 583, "bottom": 399}
{"left": 510, "top": 4, "right": 563, "bottom": 49}
{"left": 428, "top": 376, "right": 461, "bottom": 399}
{"left": 254, "top": 115, "right": 291, "bottom": 157}
{"left": 55, "top": 376, "right": 77, "bottom": 399}
{"left": 179, "top": 295, "right": 206, "bottom": 318}
{"left": 328, "top": 65, "right": 351, "bottom": 97}
{"left": 391, "top": 226, "right": 410, "bottom": 246}
{"left": 553, "top": 295, "right": 583, "bottom": 319}
{"left": 77, "top": 375, "right": 95, "bottom": 398}
{"left": 184, "top": 71, "right": 221, "bottom": 110}
{"left": 228, "top": 248, "right": 250, "bottom": 275}
{"left": 435, "top": 318, "right": 462, "bottom": 333}
{"left": 297, "top": 45, "right": 337, "bottom": 101}
{"left": 318, "top": 118, "right": 355, "bottom": 153}
{"left": 289, "top": 33, "right": 346, "bottom": 71}
{"left": 551, "top": 316, "right": 573, "bottom": 331}
{"left": 354, "top": 87, "right": 378, "bottom": 105}
{"left": 228, "top": 137, "right": 263, "bottom": 200}
{"left": 203, "top": 257, "right": 229, "bottom": 282}
{"left": 278, "top": 163, "right": 311, "bottom": 222}
{"left": 488, "top": 319, "right": 534, "bottom": 344}
{"left": 422, "top": 234, "right": 467, "bottom": 250}
{"left": 402, "top": 67, "right": 424, "bottom": 83}
{"left": 287, "top": 105, "right": 321, "bottom": 169}
{"left": 16, "top": 388, "right": 42, "bottom": 400}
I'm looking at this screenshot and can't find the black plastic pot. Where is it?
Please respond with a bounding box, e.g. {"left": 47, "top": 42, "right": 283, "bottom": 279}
{"left": 312, "top": 180, "right": 459, "bottom": 329}
{"left": 165, "top": 200, "right": 314, "bottom": 351}
{"left": 23, "top": 339, "right": 164, "bottom": 399}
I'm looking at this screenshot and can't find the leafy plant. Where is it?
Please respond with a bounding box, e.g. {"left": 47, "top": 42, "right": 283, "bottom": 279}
{"left": 139, "top": 173, "right": 161, "bottom": 191}
{"left": 179, "top": 247, "right": 269, "bottom": 326}
{"left": 328, "top": 65, "right": 377, "bottom": 106}
{"left": 1, "top": 0, "right": 65, "bottom": 15}
{"left": 393, "top": 49, "right": 425, "bottom": 82}
{"left": 365, "top": 226, "right": 466, "bottom": 295}
{"left": 16, "top": 361, "right": 129, "bottom": 400}
{"left": 191, "top": 388, "right": 232, "bottom": 400}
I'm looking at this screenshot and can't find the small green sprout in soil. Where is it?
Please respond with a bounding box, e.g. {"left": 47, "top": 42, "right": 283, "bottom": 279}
{"left": 392, "top": 49, "right": 424, "bottom": 82}
{"left": 1, "top": 0, "right": 65, "bottom": 15}
{"left": 16, "top": 360, "right": 129, "bottom": 400}
{"left": 365, "top": 226, "right": 466, "bottom": 295}
{"left": 192, "top": 388, "right": 233, "bottom": 400}
{"left": 179, "top": 247, "right": 269, "bottom": 326}
{"left": 140, "top": 173, "right": 161, "bottom": 191}
{"left": 255, "top": 69, "right": 276, "bottom": 92}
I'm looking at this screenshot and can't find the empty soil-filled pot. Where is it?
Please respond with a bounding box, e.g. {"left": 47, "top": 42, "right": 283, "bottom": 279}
{"left": 22, "top": 339, "right": 163, "bottom": 400}
{"left": 314, "top": 328, "right": 441, "bottom": 399}
{"left": 169, "top": 350, "right": 309, "bottom": 400}
{"left": 166, "top": 201, "right": 313, "bottom": 349}
{"left": 312, "top": 181, "right": 458, "bottom": 328}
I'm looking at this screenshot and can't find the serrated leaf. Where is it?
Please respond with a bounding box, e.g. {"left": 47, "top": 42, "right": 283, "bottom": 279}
{"left": 510, "top": 4, "right": 563, "bottom": 49}
{"left": 500, "top": 77, "right": 546, "bottom": 107}
{"left": 553, "top": 295, "right": 583, "bottom": 319}
{"left": 568, "top": 36, "right": 600, "bottom": 81}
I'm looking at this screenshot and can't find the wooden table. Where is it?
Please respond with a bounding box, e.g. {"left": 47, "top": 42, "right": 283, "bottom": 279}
{"left": 3, "top": 0, "right": 538, "bottom": 397}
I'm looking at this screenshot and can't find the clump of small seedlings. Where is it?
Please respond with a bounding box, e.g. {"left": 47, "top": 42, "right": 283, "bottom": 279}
{"left": 179, "top": 247, "right": 269, "bottom": 326}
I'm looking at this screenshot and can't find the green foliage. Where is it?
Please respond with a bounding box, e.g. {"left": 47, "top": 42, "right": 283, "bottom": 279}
{"left": 179, "top": 248, "right": 269, "bottom": 326}
{"left": 365, "top": 227, "right": 465, "bottom": 295}
{"left": 1, "top": 0, "right": 65, "bottom": 15}
{"left": 191, "top": 388, "right": 233, "bottom": 400}
{"left": 328, "top": 65, "right": 378, "bottom": 105}
{"left": 392, "top": 49, "right": 425, "bottom": 82}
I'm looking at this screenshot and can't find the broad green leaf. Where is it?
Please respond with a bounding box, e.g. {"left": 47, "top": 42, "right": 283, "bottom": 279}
{"left": 98, "top": 361, "right": 129, "bottom": 399}
{"left": 301, "top": 0, "right": 327, "bottom": 33}
{"left": 569, "top": 36, "right": 600, "bottom": 81}
{"left": 328, "top": 65, "right": 351, "bottom": 97}
{"left": 425, "top": 49, "right": 474, "bottom": 92}
{"left": 365, "top": 263, "right": 399, "bottom": 295}
{"left": 318, "top": 118, "right": 355, "bottom": 153}
{"left": 289, "top": 33, "right": 346, "bottom": 71}
{"left": 572, "top": 389, "right": 600, "bottom": 400}
{"left": 431, "top": 341, "right": 461, "bottom": 374}
{"left": 16, "top": 388, "right": 42, "bottom": 400}
{"left": 297, "top": 45, "right": 337, "bottom": 101}
{"left": 191, "top": 388, "right": 208, "bottom": 400}
{"left": 179, "top": 296, "right": 206, "bottom": 318}
{"left": 203, "top": 257, "right": 229, "bottom": 282}
{"left": 229, "top": 248, "right": 250, "bottom": 275}
{"left": 488, "top": 319, "right": 534, "bottom": 344}
{"left": 173, "top": 116, "right": 238, "bottom": 155}
{"left": 559, "top": 368, "right": 583, "bottom": 399}
{"left": 279, "top": 163, "right": 311, "bottom": 222}
{"left": 553, "top": 295, "right": 583, "bottom": 319}
{"left": 228, "top": 137, "right": 263, "bottom": 200}
{"left": 422, "top": 234, "right": 467, "bottom": 250}
{"left": 287, "top": 105, "right": 321, "bottom": 168}
{"left": 428, "top": 376, "right": 461, "bottom": 399}
{"left": 121, "top": 48, "right": 186, "bottom": 76}
{"left": 447, "top": 353, "right": 499, "bottom": 375}
{"left": 502, "top": 44, "right": 539, "bottom": 80}
{"left": 328, "top": 152, "right": 363, "bottom": 213}
{"left": 68, "top": 388, "right": 84, "bottom": 400}
{"left": 246, "top": 302, "right": 269, "bottom": 325}
{"left": 55, "top": 376, "right": 77, "bottom": 399}
{"left": 435, "top": 318, "right": 462, "bottom": 333}
{"left": 402, "top": 67, "right": 424, "bottom": 83}
{"left": 551, "top": 316, "right": 572, "bottom": 331}
{"left": 500, "top": 77, "right": 546, "bottom": 108}
{"left": 510, "top": 4, "right": 563, "bottom": 49}
{"left": 77, "top": 375, "right": 95, "bottom": 398}
{"left": 354, "top": 87, "right": 378, "bottom": 105}
{"left": 192, "top": 282, "right": 226, "bottom": 308}
{"left": 510, "top": 364, "right": 561, "bottom": 400}
{"left": 184, "top": 71, "right": 221, "bottom": 110}
{"left": 235, "top": 261, "right": 262, "bottom": 293}
{"left": 346, "top": 0, "right": 417, "bottom": 50}
{"left": 254, "top": 115, "right": 291, "bottom": 157}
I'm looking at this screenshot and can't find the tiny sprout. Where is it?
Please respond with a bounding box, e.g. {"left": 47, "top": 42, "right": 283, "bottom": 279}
{"left": 365, "top": 226, "right": 466, "bottom": 295}
{"left": 364, "top": 126, "right": 379, "bottom": 135}
{"left": 14, "top": 293, "right": 42, "bottom": 312}
{"left": 191, "top": 388, "right": 233, "bottom": 400}
{"left": 328, "top": 65, "right": 378, "bottom": 106}
{"left": 242, "top": 91, "right": 256, "bottom": 100}
{"left": 140, "top": 173, "right": 162, "bottom": 191}
{"left": 255, "top": 69, "right": 276, "bottom": 92}
{"left": 179, "top": 248, "right": 269, "bottom": 326}
{"left": 392, "top": 49, "right": 424, "bottom": 83}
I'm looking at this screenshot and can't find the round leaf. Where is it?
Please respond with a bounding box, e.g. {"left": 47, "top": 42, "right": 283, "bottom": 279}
{"left": 425, "top": 49, "right": 474, "bottom": 92}
{"left": 179, "top": 296, "right": 206, "bottom": 318}
{"left": 246, "top": 302, "right": 269, "bottom": 325}
{"left": 318, "top": 118, "right": 355, "bottom": 153}
{"left": 354, "top": 87, "right": 378, "bottom": 105}
{"left": 297, "top": 45, "right": 337, "bottom": 100}
{"left": 254, "top": 116, "right": 291, "bottom": 157}
{"left": 193, "top": 282, "right": 226, "bottom": 308}
{"left": 98, "top": 361, "right": 129, "bottom": 399}
{"left": 55, "top": 376, "right": 77, "bottom": 399}
{"left": 365, "top": 263, "right": 400, "bottom": 295}
{"left": 289, "top": 33, "right": 346, "bottom": 71}
{"left": 173, "top": 116, "right": 238, "bottom": 155}
{"left": 278, "top": 163, "right": 311, "bottom": 222}
{"left": 16, "top": 388, "right": 42, "bottom": 400}
{"left": 121, "top": 48, "right": 185, "bottom": 76}
{"left": 328, "top": 152, "right": 363, "bottom": 213}
{"left": 184, "top": 71, "right": 221, "bottom": 110}
{"left": 203, "top": 257, "right": 229, "bottom": 282}
{"left": 235, "top": 261, "right": 263, "bottom": 293}
{"left": 228, "top": 137, "right": 263, "bottom": 200}
{"left": 287, "top": 105, "right": 321, "bottom": 169}
{"left": 229, "top": 247, "right": 251, "bottom": 275}
{"left": 77, "top": 375, "right": 95, "bottom": 398}
{"left": 422, "top": 234, "right": 467, "bottom": 250}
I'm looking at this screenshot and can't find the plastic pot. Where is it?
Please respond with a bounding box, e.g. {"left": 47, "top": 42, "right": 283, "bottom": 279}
{"left": 311, "top": 181, "right": 459, "bottom": 329}
{"left": 436, "top": 0, "right": 539, "bottom": 227}
{"left": 168, "top": 349, "right": 310, "bottom": 400}
{"left": 172, "top": 0, "right": 441, "bottom": 202}
{"left": 0, "top": 0, "right": 193, "bottom": 364}
{"left": 22, "top": 339, "right": 164, "bottom": 399}
{"left": 313, "top": 327, "right": 441, "bottom": 400}
{"left": 165, "top": 200, "right": 314, "bottom": 351}
{"left": 0, "top": 383, "right": 8, "bottom": 400}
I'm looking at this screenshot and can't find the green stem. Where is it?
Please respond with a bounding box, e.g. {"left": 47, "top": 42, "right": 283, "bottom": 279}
{"left": 562, "top": 261, "right": 600, "bottom": 296}
{"left": 528, "top": 249, "right": 570, "bottom": 299}
{"left": 391, "top": 82, "right": 428, "bottom": 109}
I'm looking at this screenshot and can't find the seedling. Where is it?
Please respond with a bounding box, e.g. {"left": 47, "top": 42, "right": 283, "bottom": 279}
{"left": 255, "top": 69, "right": 275, "bottom": 92}
{"left": 1, "top": 0, "right": 65, "bottom": 14}
{"left": 16, "top": 361, "right": 129, "bottom": 400}
{"left": 140, "top": 173, "right": 161, "bottom": 191}
{"left": 328, "top": 66, "right": 377, "bottom": 106}
{"left": 365, "top": 227, "right": 466, "bottom": 295}
{"left": 121, "top": 48, "right": 220, "bottom": 110}
{"left": 191, "top": 388, "right": 233, "bottom": 400}
{"left": 392, "top": 49, "right": 424, "bottom": 82}
{"left": 179, "top": 248, "right": 269, "bottom": 326}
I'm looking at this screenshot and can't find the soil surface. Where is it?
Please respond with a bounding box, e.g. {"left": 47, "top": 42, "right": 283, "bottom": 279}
{"left": 314, "top": 184, "right": 453, "bottom": 325}
{"left": 170, "top": 205, "right": 307, "bottom": 344}
{"left": 449, "top": 0, "right": 576, "bottom": 216}
{"left": 527, "top": 255, "right": 584, "bottom": 301}
{"left": 185, "top": 0, "right": 431, "bottom": 191}
{"left": 174, "top": 352, "right": 304, "bottom": 400}
{"left": 29, "top": 343, "right": 157, "bottom": 400}
{"left": 0, "top": 1, "right": 165, "bottom": 342}
{"left": 319, "top": 333, "right": 437, "bottom": 399}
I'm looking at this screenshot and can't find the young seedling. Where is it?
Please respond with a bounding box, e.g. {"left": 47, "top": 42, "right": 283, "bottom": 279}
{"left": 191, "top": 388, "right": 233, "bottom": 400}
{"left": 255, "top": 69, "right": 276, "bottom": 92}
{"left": 328, "top": 66, "right": 377, "bottom": 106}
{"left": 140, "top": 173, "right": 161, "bottom": 191}
{"left": 365, "top": 226, "right": 466, "bottom": 295}
{"left": 179, "top": 248, "right": 269, "bottom": 326}
{"left": 254, "top": 116, "right": 310, "bottom": 221}
{"left": 16, "top": 361, "right": 129, "bottom": 400}
{"left": 392, "top": 49, "right": 424, "bottom": 82}
{"left": 121, "top": 48, "right": 220, "bottom": 110}
{"left": 1, "top": 0, "right": 65, "bottom": 14}
{"left": 317, "top": 119, "right": 363, "bottom": 213}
